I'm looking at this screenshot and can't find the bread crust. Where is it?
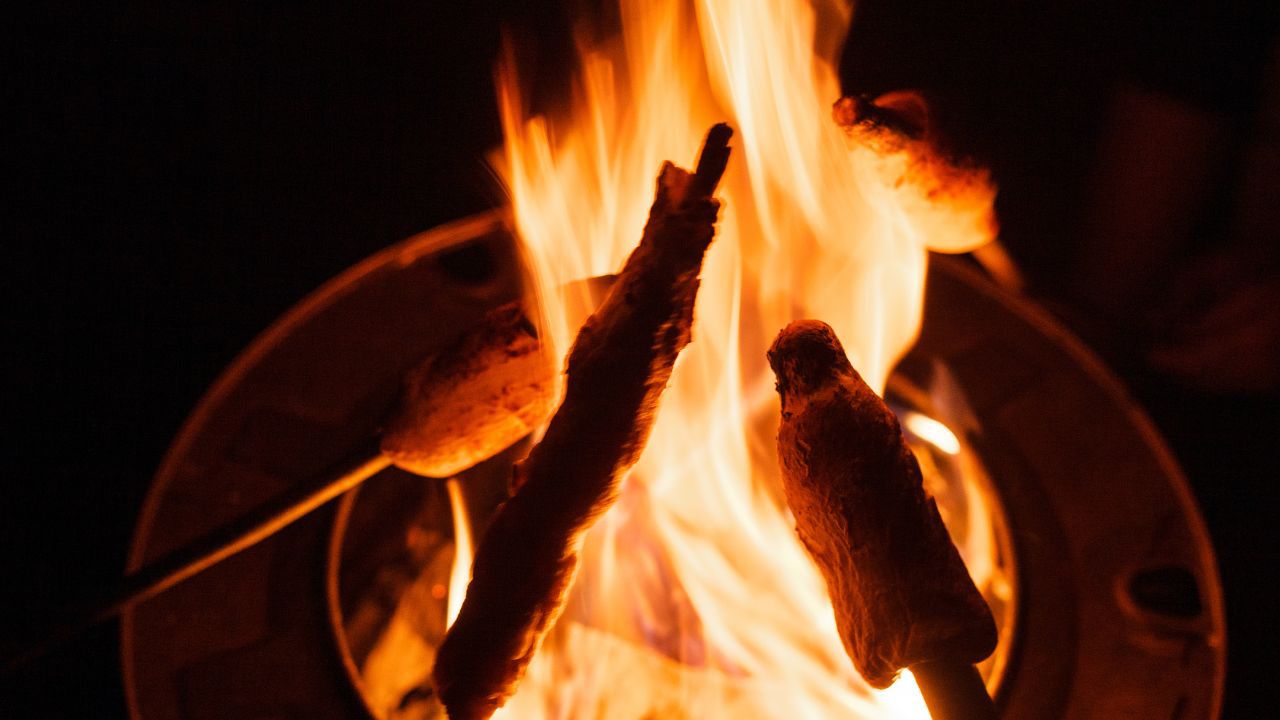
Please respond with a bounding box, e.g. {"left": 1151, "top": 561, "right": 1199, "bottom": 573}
{"left": 768, "top": 319, "right": 996, "bottom": 688}
{"left": 381, "top": 302, "right": 556, "bottom": 478}
{"left": 432, "top": 126, "right": 732, "bottom": 720}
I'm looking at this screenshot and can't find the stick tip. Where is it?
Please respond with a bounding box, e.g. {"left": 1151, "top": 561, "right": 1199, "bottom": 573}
{"left": 705, "top": 122, "right": 733, "bottom": 148}
{"left": 692, "top": 123, "right": 734, "bottom": 197}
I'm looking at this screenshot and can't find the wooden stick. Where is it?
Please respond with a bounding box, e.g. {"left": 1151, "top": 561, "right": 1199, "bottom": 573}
{"left": 3, "top": 302, "right": 554, "bottom": 674}
{"left": 911, "top": 661, "right": 998, "bottom": 720}
{"left": 2, "top": 439, "right": 389, "bottom": 674}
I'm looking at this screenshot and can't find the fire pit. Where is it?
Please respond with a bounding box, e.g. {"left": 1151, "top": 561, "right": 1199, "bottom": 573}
{"left": 120, "top": 0, "right": 1224, "bottom": 716}
{"left": 121, "top": 210, "right": 1223, "bottom": 720}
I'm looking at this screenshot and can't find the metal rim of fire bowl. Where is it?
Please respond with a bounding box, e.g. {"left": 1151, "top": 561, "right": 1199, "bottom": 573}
{"left": 122, "top": 209, "right": 1225, "bottom": 720}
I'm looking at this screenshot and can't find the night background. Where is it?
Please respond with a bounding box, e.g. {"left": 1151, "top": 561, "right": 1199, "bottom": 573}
{"left": 6, "top": 1, "right": 1278, "bottom": 717}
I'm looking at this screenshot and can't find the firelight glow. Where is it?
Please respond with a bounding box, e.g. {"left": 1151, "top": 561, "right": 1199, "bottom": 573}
{"left": 903, "top": 412, "right": 963, "bottom": 456}
{"left": 489, "top": 0, "right": 999, "bottom": 717}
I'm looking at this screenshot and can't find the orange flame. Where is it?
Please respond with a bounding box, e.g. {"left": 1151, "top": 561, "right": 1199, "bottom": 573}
{"left": 492, "top": 0, "right": 998, "bottom": 717}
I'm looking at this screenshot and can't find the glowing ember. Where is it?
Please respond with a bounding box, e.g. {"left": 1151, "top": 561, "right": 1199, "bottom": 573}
{"left": 486, "top": 0, "right": 1000, "bottom": 717}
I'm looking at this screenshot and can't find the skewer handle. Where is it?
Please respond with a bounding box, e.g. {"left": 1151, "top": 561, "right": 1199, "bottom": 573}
{"left": 3, "top": 437, "right": 390, "bottom": 674}
{"left": 911, "top": 660, "right": 999, "bottom": 720}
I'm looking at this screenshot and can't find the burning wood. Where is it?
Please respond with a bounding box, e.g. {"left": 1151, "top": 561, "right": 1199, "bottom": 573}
{"left": 768, "top": 320, "right": 998, "bottom": 717}
{"left": 381, "top": 301, "right": 556, "bottom": 478}
{"left": 431, "top": 124, "right": 734, "bottom": 720}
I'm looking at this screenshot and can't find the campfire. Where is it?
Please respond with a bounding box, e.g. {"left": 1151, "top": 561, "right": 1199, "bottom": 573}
{"left": 416, "top": 0, "right": 1004, "bottom": 717}
{"left": 92, "top": 1, "right": 1224, "bottom": 719}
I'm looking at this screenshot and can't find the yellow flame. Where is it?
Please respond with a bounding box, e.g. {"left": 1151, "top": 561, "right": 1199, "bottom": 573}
{"left": 445, "top": 477, "right": 472, "bottom": 629}
{"left": 492, "top": 0, "right": 999, "bottom": 717}
{"left": 902, "top": 412, "right": 962, "bottom": 456}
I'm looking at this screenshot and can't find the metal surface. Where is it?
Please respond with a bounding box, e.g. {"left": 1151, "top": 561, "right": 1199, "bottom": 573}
{"left": 122, "top": 212, "right": 523, "bottom": 720}
{"left": 898, "top": 260, "right": 1224, "bottom": 719}
{"left": 123, "top": 210, "right": 1224, "bottom": 719}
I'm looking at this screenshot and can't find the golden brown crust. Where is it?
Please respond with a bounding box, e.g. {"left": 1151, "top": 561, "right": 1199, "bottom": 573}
{"left": 380, "top": 302, "right": 556, "bottom": 478}
{"left": 432, "top": 125, "right": 732, "bottom": 720}
{"left": 768, "top": 319, "right": 996, "bottom": 689}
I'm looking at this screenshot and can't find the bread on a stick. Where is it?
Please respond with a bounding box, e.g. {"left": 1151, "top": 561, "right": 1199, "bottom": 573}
{"left": 767, "top": 319, "right": 996, "bottom": 689}
{"left": 381, "top": 301, "right": 556, "bottom": 478}
{"left": 432, "top": 124, "right": 733, "bottom": 720}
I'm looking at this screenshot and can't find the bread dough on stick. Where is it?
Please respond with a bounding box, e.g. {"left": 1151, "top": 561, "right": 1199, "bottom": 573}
{"left": 380, "top": 301, "right": 556, "bottom": 478}
{"left": 767, "top": 319, "right": 996, "bottom": 689}
{"left": 433, "top": 124, "right": 733, "bottom": 720}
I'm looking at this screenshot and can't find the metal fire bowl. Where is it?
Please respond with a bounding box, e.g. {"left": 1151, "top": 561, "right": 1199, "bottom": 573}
{"left": 122, "top": 209, "right": 1225, "bottom": 719}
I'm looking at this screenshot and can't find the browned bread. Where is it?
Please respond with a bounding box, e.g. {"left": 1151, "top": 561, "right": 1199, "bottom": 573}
{"left": 768, "top": 319, "right": 996, "bottom": 688}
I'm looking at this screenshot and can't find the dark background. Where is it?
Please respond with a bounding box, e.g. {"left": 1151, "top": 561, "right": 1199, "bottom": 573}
{"left": 6, "top": 1, "right": 1277, "bottom": 717}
